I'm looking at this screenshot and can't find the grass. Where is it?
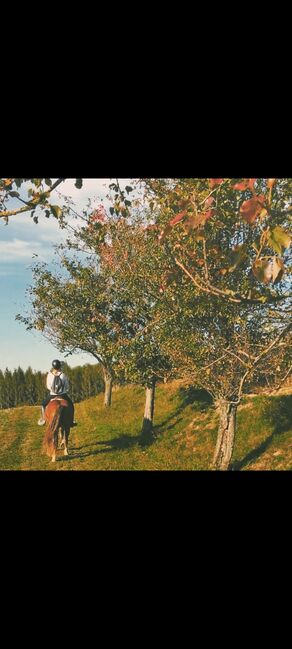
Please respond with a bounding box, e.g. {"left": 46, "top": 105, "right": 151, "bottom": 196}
{"left": 0, "top": 381, "right": 291, "bottom": 471}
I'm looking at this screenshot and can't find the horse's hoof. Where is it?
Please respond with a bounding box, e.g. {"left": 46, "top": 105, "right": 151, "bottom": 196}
{"left": 64, "top": 449, "right": 68, "bottom": 456}
{"left": 52, "top": 456, "right": 56, "bottom": 463}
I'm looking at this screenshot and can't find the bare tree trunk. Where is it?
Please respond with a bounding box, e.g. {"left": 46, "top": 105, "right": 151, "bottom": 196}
{"left": 141, "top": 380, "right": 156, "bottom": 439}
{"left": 212, "top": 400, "right": 237, "bottom": 471}
{"left": 103, "top": 367, "right": 113, "bottom": 407}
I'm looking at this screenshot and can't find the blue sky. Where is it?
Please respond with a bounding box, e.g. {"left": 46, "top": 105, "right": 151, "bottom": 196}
{"left": 0, "top": 179, "right": 131, "bottom": 372}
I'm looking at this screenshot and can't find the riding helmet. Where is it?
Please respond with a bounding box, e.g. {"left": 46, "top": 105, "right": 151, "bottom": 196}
{"left": 52, "top": 359, "right": 61, "bottom": 369}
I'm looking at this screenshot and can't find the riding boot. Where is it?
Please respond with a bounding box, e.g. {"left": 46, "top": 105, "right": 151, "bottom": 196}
{"left": 38, "top": 406, "right": 46, "bottom": 426}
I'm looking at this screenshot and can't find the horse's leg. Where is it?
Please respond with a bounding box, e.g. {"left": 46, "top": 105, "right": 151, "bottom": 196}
{"left": 58, "top": 429, "right": 64, "bottom": 449}
{"left": 63, "top": 427, "right": 69, "bottom": 456}
{"left": 52, "top": 430, "right": 58, "bottom": 462}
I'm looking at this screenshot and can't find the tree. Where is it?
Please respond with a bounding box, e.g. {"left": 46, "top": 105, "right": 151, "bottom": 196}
{"left": 24, "top": 367, "right": 37, "bottom": 405}
{"left": 15, "top": 366, "right": 27, "bottom": 405}
{"left": 3, "top": 369, "right": 14, "bottom": 408}
{"left": 158, "top": 295, "right": 291, "bottom": 469}
{"left": 16, "top": 253, "right": 127, "bottom": 407}
{"left": 79, "top": 213, "right": 175, "bottom": 441}
{"left": 138, "top": 178, "right": 292, "bottom": 468}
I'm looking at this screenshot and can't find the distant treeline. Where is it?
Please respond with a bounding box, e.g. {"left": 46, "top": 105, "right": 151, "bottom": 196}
{"left": 0, "top": 363, "right": 104, "bottom": 410}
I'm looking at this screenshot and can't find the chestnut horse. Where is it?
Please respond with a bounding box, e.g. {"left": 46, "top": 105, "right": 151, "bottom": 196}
{"left": 43, "top": 398, "right": 72, "bottom": 462}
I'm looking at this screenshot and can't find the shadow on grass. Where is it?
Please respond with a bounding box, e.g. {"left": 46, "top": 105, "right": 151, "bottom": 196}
{"left": 65, "top": 434, "right": 140, "bottom": 461}
{"left": 177, "top": 386, "right": 213, "bottom": 411}
{"left": 61, "top": 388, "right": 214, "bottom": 460}
{"left": 232, "top": 395, "right": 292, "bottom": 470}
{"left": 153, "top": 388, "right": 213, "bottom": 438}
{"left": 154, "top": 416, "right": 184, "bottom": 434}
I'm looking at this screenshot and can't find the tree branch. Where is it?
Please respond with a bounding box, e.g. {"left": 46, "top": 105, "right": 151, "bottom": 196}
{"left": 0, "top": 178, "right": 66, "bottom": 220}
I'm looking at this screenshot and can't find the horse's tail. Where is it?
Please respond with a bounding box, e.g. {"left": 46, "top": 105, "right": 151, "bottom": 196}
{"left": 44, "top": 403, "right": 64, "bottom": 457}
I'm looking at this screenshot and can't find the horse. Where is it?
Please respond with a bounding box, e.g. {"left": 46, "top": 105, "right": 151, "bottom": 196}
{"left": 43, "top": 398, "right": 72, "bottom": 462}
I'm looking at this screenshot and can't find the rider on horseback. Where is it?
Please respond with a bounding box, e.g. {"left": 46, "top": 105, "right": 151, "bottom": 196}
{"left": 38, "top": 359, "right": 77, "bottom": 427}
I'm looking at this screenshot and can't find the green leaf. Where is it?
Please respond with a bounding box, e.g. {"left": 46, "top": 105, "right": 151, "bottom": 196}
{"left": 45, "top": 178, "right": 52, "bottom": 187}
{"left": 51, "top": 205, "right": 62, "bottom": 219}
{"left": 268, "top": 226, "right": 291, "bottom": 254}
{"left": 9, "top": 190, "right": 20, "bottom": 198}
{"left": 75, "top": 179, "right": 83, "bottom": 189}
{"left": 125, "top": 186, "right": 133, "bottom": 193}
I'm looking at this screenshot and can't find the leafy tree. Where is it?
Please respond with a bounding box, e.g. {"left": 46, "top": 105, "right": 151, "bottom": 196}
{"left": 0, "top": 370, "right": 4, "bottom": 409}
{"left": 138, "top": 178, "right": 292, "bottom": 468}
{"left": 15, "top": 367, "right": 27, "bottom": 405}
{"left": 66, "top": 210, "right": 176, "bottom": 439}
{"left": 96, "top": 217, "right": 175, "bottom": 440}
{"left": 17, "top": 253, "right": 124, "bottom": 407}
{"left": 24, "top": 367, "right": 37, "bottom": 405}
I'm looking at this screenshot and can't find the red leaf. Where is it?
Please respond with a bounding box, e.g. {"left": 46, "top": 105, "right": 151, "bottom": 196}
{"left": 169, "top": 210, "right": 188, "bottom": 226}
{"left": 204, "top": 209, "right": 215, "bottom": 220}
{"left": 209, "top": 179, "right": 224, "bottom": 188}
{"left": 233, "top": 178, "right": 257, "bottom": 191}
{"left": 90, "top": 205, "right": 106, "bottom": 222}
{"left": 185, "top": 209, "right": 215, "bottom": 231}
{"left": 239, "top": 195, "right": 266, "bottom": 224}
{"left": 205, "top": 196, "right": 215, "bottom": 208}
{"left": 248, "top": 178, "right": 257, "bottom": 190}
{"left": 233, "top": 181, "right": 249, "bottom": 191}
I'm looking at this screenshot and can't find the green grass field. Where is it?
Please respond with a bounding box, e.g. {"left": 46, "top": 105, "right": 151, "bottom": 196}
{"left": 0, "top": 381, "right": 291, "bottom": 470}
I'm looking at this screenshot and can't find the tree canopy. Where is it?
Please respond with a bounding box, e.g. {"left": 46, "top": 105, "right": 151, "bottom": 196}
{"left": 14, "top": 177, "right": 292, "bottom": 469}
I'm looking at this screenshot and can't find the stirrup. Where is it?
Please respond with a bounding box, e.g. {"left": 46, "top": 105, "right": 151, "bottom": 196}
{"left": 38, "top": 418, "right": 46, "bottom": 426}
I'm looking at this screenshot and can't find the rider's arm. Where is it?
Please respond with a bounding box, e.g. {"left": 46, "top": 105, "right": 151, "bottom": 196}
{"left": 46, "top": 372, "right": 53, "bottom": 391}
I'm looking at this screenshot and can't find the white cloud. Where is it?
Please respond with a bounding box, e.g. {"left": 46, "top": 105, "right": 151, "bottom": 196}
{"left": 0, "top": 238, "right": 50, "bottom": 263}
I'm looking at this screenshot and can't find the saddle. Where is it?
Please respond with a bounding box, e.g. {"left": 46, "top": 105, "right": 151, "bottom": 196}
{"left": 51, "top": 397, "right": 69, "bottom": 405}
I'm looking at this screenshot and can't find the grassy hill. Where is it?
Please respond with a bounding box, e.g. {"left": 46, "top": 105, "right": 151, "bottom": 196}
{"left": 0, "top": 381, "right": 291, "bottom": 470}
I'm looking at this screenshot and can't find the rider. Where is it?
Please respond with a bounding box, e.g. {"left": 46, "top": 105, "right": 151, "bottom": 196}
{"left": 38, "top": 359, "right": 77, "bottom": 426}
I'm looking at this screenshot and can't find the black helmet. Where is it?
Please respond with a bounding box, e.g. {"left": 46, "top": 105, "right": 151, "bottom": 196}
{"left": 52, "top": 359, "right": 61, "bottom": 369}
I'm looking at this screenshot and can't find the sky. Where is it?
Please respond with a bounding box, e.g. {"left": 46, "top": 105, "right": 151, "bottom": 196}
{"left": 0, "top": 179, "right": 131, "bottom": 372}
